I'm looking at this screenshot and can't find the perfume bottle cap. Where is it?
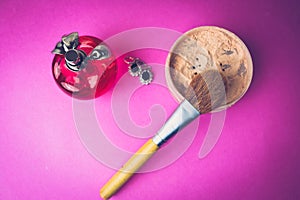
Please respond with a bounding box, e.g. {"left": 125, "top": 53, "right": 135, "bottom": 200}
{"left": 65, "top": 49, "right": 86, "bottom": 71}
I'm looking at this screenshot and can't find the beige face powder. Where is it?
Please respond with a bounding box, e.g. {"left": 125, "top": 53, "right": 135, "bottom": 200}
{"left": 166, "top": 26, "right": 253, "bottom": 111}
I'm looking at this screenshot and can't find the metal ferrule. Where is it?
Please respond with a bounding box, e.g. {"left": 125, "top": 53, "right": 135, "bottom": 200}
{"left": 152, "top": 99, "right": 200, "bottom": 147}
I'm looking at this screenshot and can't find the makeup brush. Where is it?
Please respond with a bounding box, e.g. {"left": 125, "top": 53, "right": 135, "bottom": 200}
{"left": 100, "top": 69, "right": 227, "bottom": 199}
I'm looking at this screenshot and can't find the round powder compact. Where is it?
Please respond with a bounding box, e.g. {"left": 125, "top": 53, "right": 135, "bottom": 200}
{"left": 166, "top": 26, "right": 253, "bottom": 111}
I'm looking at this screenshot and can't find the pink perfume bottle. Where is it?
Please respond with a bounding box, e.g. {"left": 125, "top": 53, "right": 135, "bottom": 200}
{"left": 52, "top": 32, "right": 117, "bottom": 99}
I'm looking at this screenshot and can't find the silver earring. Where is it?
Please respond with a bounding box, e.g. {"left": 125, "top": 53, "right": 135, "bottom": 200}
{"left": 125, "top": 56, "right": 143, "bottom": 77}
{"left": 139, "top": 67, "right": 153, "bottom": 85}
{"left": 124, "top": 56, "right": 153, "bottom": 84}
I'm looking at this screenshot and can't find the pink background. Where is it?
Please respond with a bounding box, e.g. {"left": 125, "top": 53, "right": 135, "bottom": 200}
{"left": 1, "top": 0, "right": 300, "bottom": 199}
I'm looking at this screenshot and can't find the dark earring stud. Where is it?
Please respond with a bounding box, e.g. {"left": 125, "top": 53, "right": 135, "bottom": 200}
{"left": 125, "top": 56, "right": 144, "bottom": 77}
{"left": 129, "top": 60, "right": 143, "bottom": 77}
{"left": 139, "top": 67, "right": 153, "bottom": 85}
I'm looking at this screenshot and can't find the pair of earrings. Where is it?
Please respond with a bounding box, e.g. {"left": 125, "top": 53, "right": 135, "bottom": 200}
{"left": 125, "top": 56, "right": 153, "bottom": 85}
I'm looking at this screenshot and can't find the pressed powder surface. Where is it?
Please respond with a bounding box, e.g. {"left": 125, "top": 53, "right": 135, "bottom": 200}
{"left": 166, "top": 26, "right": 253, "bottom": 110}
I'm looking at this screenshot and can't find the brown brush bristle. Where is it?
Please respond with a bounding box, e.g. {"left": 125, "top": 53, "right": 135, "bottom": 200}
{"left": 184, "top": 69, "right": 227, "bottom": 114}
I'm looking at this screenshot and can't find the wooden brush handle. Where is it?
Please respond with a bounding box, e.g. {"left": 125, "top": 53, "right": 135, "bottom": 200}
{"left": 100, "top": 139, "right": 159, "bottom": 199}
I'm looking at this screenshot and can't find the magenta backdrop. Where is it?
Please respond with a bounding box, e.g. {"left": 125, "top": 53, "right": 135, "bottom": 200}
{"left": 1, "top": 0, "right": 300, "bottom": 199}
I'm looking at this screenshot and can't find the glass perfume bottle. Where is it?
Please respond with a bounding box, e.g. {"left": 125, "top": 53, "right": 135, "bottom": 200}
{"left": 52, "top": 32, "right": 117, "bottom": 99}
